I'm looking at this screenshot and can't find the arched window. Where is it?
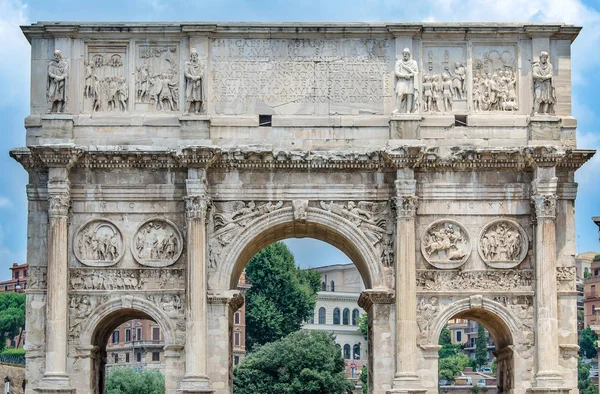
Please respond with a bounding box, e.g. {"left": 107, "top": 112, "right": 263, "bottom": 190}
{"left": 318, "top": 307, "right": 326, "bottom": 324}
{"left": 343, "top": 308, "right": 350, "bottom": 325}
{"left": 352, "top": 309, "right": 360, "bottom": 325}
{"left": 333, "top": 308, "right": 341, "bottom": 325}
{"left": 353, "top": 344, "right": 361, "bottom": 360}
{"left": 331, "top": 281, "right": 335, "bottom": 292}
{"left": 343, "top": 344, "right": 351, "bottom": 359}
{"left": 321, "top": 282, "right": 326, "bottom": 291}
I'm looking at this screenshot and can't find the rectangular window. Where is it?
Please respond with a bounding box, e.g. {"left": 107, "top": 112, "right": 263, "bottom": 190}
{"left": 234, "top": 332, "right": 240, "bottom": 347}
{"left": 136, "top": 328, "right": 142, "bottom": 341}
{"left": 234, "top": 356, "right": 240, "bottom": 366}
{"left": 112, "top": 331, "right": 119, "bottom": 344}
{"left": 113, "top": 353, "right": 118, "bottom": 363}
{"left": 125, "top": 329, "right": 131, "bottom": 342}
{"left": 126, "top": 353, "right": 130, "bottom": 363}
{"left": 152, "top": 352, "right": 160, "bottom": 361}
{"left": 456, "top": 331, "right": 462, "bottom": 342}
{"left": 152, "top": 327, "right": 160, "bottom": 341}
{"left": 234, "top": 312, "right": 240, "bottom": 325}
{"left": 136, "top": 352, "right": 142, "bottom": 362}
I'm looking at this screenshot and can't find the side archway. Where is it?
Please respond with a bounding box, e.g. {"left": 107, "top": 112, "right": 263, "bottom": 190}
{"left": 209, "top": 206, "right": 387, "bottom": 291}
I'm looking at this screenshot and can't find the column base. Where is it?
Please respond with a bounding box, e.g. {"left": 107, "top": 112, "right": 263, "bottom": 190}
{"left": 528, "top": 372, "right": 568, "bottom": 394}
{"left": 34, "top": 374, "right": 74, "bottom": 394}
{"left": 178, "top": 376, "right": 213, "bottom": 394}
{"left": 388, "top": 375, "right": 426, "bottom": 394}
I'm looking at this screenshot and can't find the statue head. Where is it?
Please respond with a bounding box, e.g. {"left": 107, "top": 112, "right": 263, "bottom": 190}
{"left": 455, "top": 61, "right": 462, "bottom": 68}
{"left": 402, "top": 48, "right": 411, "bottom": 61}
{"left": 54, "top": 49, "right": 63, "bottom": 62}
{"left": 540, "top": 51, "right": 549, "bottom": 64}
{"left": 190, "top": 49, "right": 199, "bottom": 62}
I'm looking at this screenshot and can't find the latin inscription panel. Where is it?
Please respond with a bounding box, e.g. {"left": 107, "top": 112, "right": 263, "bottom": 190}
{"left": 210, "top": 38, "right": 394, "bottom": 115}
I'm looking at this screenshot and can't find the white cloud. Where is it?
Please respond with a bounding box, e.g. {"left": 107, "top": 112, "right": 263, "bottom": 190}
{"left": 0, "top": 197, "right": 13, "bottom": 209}
{"left": 0, "top": 0, "right": 30, "bottom": 107}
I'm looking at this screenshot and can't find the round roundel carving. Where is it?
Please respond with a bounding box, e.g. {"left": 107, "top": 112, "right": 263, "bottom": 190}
{"left": 421, "top": 219, "right": 472, "bottom": 269}
{"left": 478, "top": 219, "right": 528, "bottom": 269}
{"left": 74, "top": 219, "right": 124, "bottom": 267}
{"left": 132, "top": 218, "right": 183, "bottom": 267}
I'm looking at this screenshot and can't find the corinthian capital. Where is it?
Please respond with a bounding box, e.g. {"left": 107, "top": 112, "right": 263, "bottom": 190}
{"left": 184, "top": 195, "right": 210, "bottom": 220}
{"left": 48, "top": 193, "right": 70, "bottom": 218}
{"left": 531, "top": 194, "right": 557, "bottom": 220}
{"left": 393, "top": 195, "right": 419, "bottom": 218}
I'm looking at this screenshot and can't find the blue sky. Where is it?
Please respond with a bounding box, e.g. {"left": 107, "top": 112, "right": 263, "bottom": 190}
{"left": 0, "top": 0, "right": 599, "bottom": 277}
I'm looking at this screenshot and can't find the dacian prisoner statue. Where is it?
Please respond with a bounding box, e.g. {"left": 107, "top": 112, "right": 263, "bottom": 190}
{"left": 10, "top": 22, "right": 593, "bottom": 394}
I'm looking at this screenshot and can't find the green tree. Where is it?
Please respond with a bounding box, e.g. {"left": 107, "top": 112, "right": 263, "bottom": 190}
{"left": 233, "top": 330, "right": 354, "bottom": 394}
{"left": 578, "top": 358, "right": 598, "bottom": 394}
{"left": 0, "top": 292, "right": 25, "bottom": 351}
{"left": 105, "top": 367, "right": 165, "bottom": 394}
{"left": 439, "top": 353, "right": 472, "bottom": 382}
{"left": 360, "top": 365, "right": 368, "bottom": 394}
{"left": 475, "top": 323, "right": 488, "bottom": 368}
{"left": 593, "top": 254, "right": 600, "bottom": 262}
{"left": 358, "top": 313, "right": 368, "bottom": 340}
{"left": 579, "top": 326, "right": 598, "bottom": 359}
{"left": 245, "top": 242, "right": 321, "bottom": 350}
{"left": 438, "top": 325, "right": 462, "bottom": 359}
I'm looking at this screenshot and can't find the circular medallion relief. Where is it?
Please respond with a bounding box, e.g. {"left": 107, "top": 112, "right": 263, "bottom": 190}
{"left": 132, "top": 218, "right": 183, "bottom": 267}
{"left": 478, "top": 219, "right": 528, "bottom": 269}
{"left": 421, "top": 219, "right": 471, "bottom": 269}
{"left": 74, "top": 219, "right": 124, "bottom": 267}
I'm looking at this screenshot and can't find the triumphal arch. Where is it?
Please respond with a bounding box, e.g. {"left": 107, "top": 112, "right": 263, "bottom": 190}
{"left": 11, "top": 22, "right": 593, "bottom": 394}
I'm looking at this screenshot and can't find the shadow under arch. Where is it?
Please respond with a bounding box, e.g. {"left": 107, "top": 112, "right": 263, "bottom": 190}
{"left": 212, "top": 206, "right": 385, "bottom": 291}
{"left": 79, "top": 297, "right": 179, "bottom": 394}
{"left": 428, "top": 297, "right": 521, "bottom": 394}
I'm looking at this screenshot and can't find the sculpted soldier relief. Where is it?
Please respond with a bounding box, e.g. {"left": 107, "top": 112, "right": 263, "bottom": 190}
{"left": 422, "top": 47, "right": 467, "bottom": 113}
{"left": 136, "top": 45, "right": 179, "bottom": 111}
{"left": 421, "top": 220, "right": 471, "bottom": 269}
{"left": 74, "top": 220, "right": 124, "bottom": 267}
{"left": 70, "top": 268, "right": 185, "bottom": 291}
{"left": 478, "top": 220, "right": 528, "bottom": 268}
{"left": 532, "top": 51, "right": 555, "bottom": 115}
{"left": 47, "top": 50, "right": 68, "bottom": 113}
{"left": 417, "top": 269, "right": 533, "bottom": 292}
{"left": 133, "top": 219, "right": 183, "bottom": 267}
{"left": 83, "top": 47, "right": 128, "bottom": 112}
{"left": 472, "top": 47, "right": 518, "bottom": 112}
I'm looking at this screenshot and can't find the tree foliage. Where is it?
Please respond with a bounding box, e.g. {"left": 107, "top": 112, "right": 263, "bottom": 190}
{"left": 0, "top": 292, "right": 25, "bottom": 351}
{"left": 105, "top": 367, "right": 165, "bottom": 394}
{"left": 439, "top": 353, "right": 472, "bottom": 382}
{"left": 245, "top": 242, "right": 321, "bottom": 350}
{"left": 578, "top": 359, "right": 598, "bottom": 394}
{"left": 475, "top": 323, "right": 488, "bottom": 368}
{"left": 360, "top": 365, "right": 368, "bottom": 394}
{"left": 579, "top": 326, "right": 598, "bottom": 359}
{"left": 438, "top": 325, "right": 463, "bottom": 359}
{"left": 233, "top": 330, "right": 354, "bottom": 394}
{"left": 358, "top": 313, "right": 368, "bottom": 341}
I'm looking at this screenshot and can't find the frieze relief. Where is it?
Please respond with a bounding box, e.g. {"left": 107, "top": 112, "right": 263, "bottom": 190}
{"left": 74, "top": 219, "right": 124, "bottom": 267}
{"left": 84, "top": 45, "right": 128, "bottom": 112}
{"left": 208, "top": 201, "right": 285, "bottom": 269}
{"left": 69, "top": 269, "right": 185, "bottom": 291}
{"left": 421, "top": 220, "right": 471, "bottom": 269}
{"left": 557, "top": 267, "right": 576, "bottom": 292}
{"left": 416, "top": 269, "right": 533, "bottom": 292}
{"left": 136, "top": 44, "right": 179, "bottom": 111}
{"left": 28, "top": 266, "right": 47, "bottom": 290}
{"left": 472, "top": 46, "right": 518, "bottom": 112}
{"left": 422, "top": 46, "right": 467, "bottom": 113}
{"left": 478, "top": 220, "right": 528, "bottom": 269}
{"left": 133, "top": 219, "right": 183, "bottom": 267}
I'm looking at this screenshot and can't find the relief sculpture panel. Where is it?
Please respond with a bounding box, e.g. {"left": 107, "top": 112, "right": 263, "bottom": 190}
{"left": 472, "top": 46, "right": 518, "bottom": 112}
{"left": 132, "top": 219, "right": 183, "bottom": 267}
{"left": 135, "top": 44, "right": 179, "bottom": 111}
{"left": 69, "top": 268, "right": 185, "bottom": 291}
{"left": 83, "top": 44, "right": 128, "bottom": 112}
{"left": 478, "top": 219, "right": 528, "bottom": 269}
{"left": 417, "top": 269, "right": 533, "bottom": 292}
{"left": 74, "top": 219, "right": 124, "bottom": 267}
{"left": 422, "top": 45, "right": 467, "bottom": 113}
{"left": 421, "top": 220, "right": 471, "bottom": 269}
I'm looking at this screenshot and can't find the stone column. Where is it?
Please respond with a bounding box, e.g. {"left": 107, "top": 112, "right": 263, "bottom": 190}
{"left": 37, "top": 167, "right": 73, "bottom": 393}
{"left": 358, "top": 290, "right": 395, "bottom": 394}
{"left": 179, "top": 168, "right": 213, "bottom": 393}
{"left": 390, "top": 170, "right": 425, "bottom": 394}
{"left": 530, "top": 167, "right": 566, "bottom": 393}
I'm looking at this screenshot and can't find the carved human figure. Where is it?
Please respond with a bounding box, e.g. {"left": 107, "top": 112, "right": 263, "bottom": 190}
{"left": 441, "top": 72, "right": 453, "bottom": 112}
{"left": 84, "top": 60, "right": 94, "bottom": 99}
{"left": 422, "top": 75, "right": 433, "bottom": 112}
{"left": 184, "top": 49, "right": 204, "bottom": 114}
{"left": 480, "top": 222, "right": 524, "bottom": 263}
{"left": 446, "top": 61, "right": 466, "bottom": 99}
{"left": 393, "top": 48, "right": 419, "bottom": 114}
{"left": 137, "top": 66, "right": 149, "bottom": 102}
{"left": 47, "top": 49, "right": 68, "bottom": 113}
{"left": 416, "top": 297, "right": 439, "bottom": 335}
{"left": 117, "top": 77, "right": 128, "bottom": 111}
{"left": 532, "top": 51, "right": 555, "bottom": 115}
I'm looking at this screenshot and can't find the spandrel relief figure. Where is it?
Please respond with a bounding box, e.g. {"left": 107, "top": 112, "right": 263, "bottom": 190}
{"left": 184, "top": 49, "right": 204, "bottom": 114}
{"left": 393, "top": 48, "right": 419, "bottom": 114}
{"left": 479, "top": 220, "right": 528, "bottom": 268}
{"left": 47, "top": 50, "right": 68, "bottom": 113}
{"left": 132, "top": 219, "right": 183, "bottom": 267}
{"left": 421, "top": 220, "right": 471, "bottom": 269}
{"left": 532, "top": 51, "right": 555, "bottom": 115}
{"left": 74, "top": 220, "right": 123, "bottom": 267}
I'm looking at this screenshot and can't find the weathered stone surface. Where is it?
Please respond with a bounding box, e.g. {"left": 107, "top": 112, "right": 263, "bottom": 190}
{"left": 10, "top": 22, "right": 594, "bottom": 394}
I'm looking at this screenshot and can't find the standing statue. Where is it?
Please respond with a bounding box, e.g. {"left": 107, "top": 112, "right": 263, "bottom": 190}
{"left": 47, "top": 50, "right": 68, "bottom": 113}
{"left": 393, "top": 48, "right": 419, "bottom": 114}
{"left": 184, "top": 49, "right": 204, "bottom": 114}
{"left": 532, "top": 51, "right": 555, "bottom": 115}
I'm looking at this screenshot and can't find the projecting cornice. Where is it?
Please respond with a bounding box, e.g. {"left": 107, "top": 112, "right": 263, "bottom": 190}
{"left": 10, "top": 145, "right": 595, "bottom": 172}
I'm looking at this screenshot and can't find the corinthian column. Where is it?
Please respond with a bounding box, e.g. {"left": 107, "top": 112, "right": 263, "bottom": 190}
{"left": 180, "top": 168, "right": 213, "bottom": 393}
{"left": 38, "top": 167, "right": 73, "bottom": 393}
{"left": 390, "top": 169, "right": 425, "bottom": 394}
{"left": 530, "top": 168, "right": 566, "bottom": 393}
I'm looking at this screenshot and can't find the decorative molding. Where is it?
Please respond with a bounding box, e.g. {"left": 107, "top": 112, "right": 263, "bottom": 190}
{"left": 357, "top": 289, "right": 395, "bottom": 311}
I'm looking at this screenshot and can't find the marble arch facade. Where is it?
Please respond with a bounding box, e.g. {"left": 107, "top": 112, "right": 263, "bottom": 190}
{"left": 11, "top": 22, "right": 594, "bottom": 394}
